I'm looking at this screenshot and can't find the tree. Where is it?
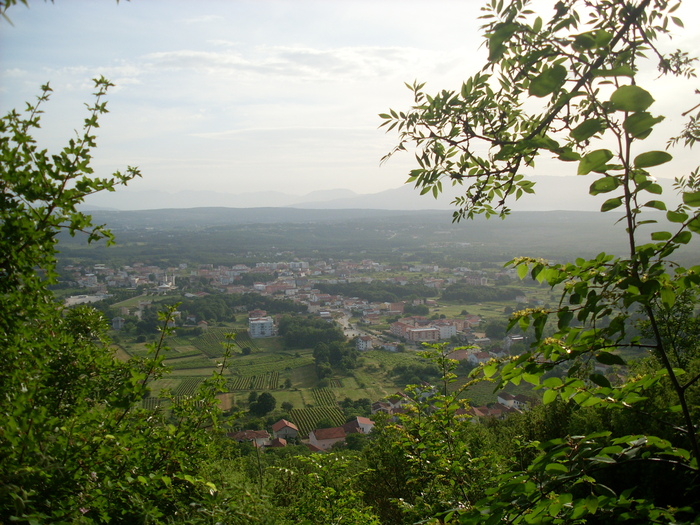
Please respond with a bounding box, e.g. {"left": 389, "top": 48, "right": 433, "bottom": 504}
{"left": 250, "top": 392, "right": 276, "bottom": 416}
{"left": 0, "top": 80, "right": 231, "bottom": 522}
{"left": 484, "top": 319, "right": 508, "bottom": 339}
{"left": 381, "top": 0, "right": 700, "bottom": 521}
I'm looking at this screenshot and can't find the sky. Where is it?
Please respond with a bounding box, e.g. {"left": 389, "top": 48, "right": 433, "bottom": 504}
{"left": 2, "top": 0, "right": 700, "bottom": 202}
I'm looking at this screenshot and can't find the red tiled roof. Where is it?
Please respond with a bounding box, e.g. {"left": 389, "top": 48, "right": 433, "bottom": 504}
{"left": 228, "top": 430, "right": 270, "bottom": 441}
{"left": 312, "top": 427, "right": 346, "bottom": 440}
{"left": 272, "top": 419, "right": 298, "bottom": 432}
{"left": 269, "top": 437, "right": 287, "bottom": 448}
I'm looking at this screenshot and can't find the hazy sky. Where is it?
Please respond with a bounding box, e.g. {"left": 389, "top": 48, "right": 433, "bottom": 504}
{"left": 2, "top": 0, "right": 700, "bottom": 199}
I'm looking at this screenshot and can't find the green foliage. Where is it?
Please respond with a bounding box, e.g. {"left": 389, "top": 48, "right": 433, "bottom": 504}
{"left": 382, "top": 0, "right": 700, "bottom": 521}
{"left": 0, "top": 80, "right": 233, "bottom": 522}
{"left": 441, "top": 283, "right": 520, "bottom": 302}
{"left": 278, "top": 314, "right": 345, "bottom": 349}
{"left": 249, "top": 391, "right": 276, "bottom": 416}
{"left": 316, "top": 281, "right": 436, "bottom": 302}
{"left": 269, "top": 454, "right": 380, "bottom": 524}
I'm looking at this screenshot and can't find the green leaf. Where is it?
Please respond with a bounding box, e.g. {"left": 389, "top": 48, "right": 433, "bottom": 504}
{"left": 667, "top": 210, "right": 688, "bottom": 223}
{"left": 543, "top": 389, "right": 558, "bottom": 405}
{"left": 688, "top": 217, "right": 700, "bottom": 234}
{"left": 571, "top": 119, "right": 604, "bottom": 142}
{"left": 578, "top": 149, "right": 613, "bottom": 175}
{"left": 601, "top": 197, "right": 622, "bottom": 212}
{"left": 592, "top": 65, "right": 635, "bottom": 77}
{"left": 610, "top": 85, "right": 655, "bottom": 112}
{"left": 589, "top": 176, "right": 620, "bottom": 195}
{"left": 545, "top": 462, "right": 568, "bottom": 473}
{"left": 651, "top": 231, "right": 672, "bottom": 241}
{"left": 488, "top": 23, "right": 518, "bottom": 62}
{"left": 643, "top": 200, "right": 666, "bottom": 211}
{"left": 585, "top": 495, "right": 599, "bottom": 514}
{"left": 517, "top": 263, "right": 528, "bottom": 280}
{"left": 589, "top": 373, "right": 611, "bottom": 388}
{"left": 676, "top": 231, "right": 693, "bottom": 244}
{"left": 660, "top": 287, "right": 676, "bottom": 309}
{"left": 683, "top": 191, "right": 700, "bottom": 207}
{"left": 595, "top": 351, "right": 626, "bottom": 366}
{"left": 557, "top": 148, "right": 581, "bottom": 161}
{"left": 623, "top": 112, "right": 664, "bottom": 139}
{"left": 634, "top": 151, "right": 672, "bottom": 168}
{"left": 529, "top": 64, "right": 567, "bottom": 97}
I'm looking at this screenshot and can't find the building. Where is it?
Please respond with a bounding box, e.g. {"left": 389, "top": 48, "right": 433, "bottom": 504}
{"left": 249, "top": 316, "right": 275, "bottom": 338}
{"left": 271, "top": 419, "right": 299, "bottom": 440}
{"left": 228, "top": 430, "right": 271, "bottom": 448}
{"left": 356, "top": 335, "right": 373, "bottom": 351}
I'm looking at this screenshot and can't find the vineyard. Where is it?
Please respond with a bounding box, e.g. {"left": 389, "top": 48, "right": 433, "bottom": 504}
{"left": 228, "top": 371, "right": 280, "bottom": 391}
{"left": 311, "top": 388, "right": 336, "bottom": 406}
{"left": 165, "top": 357, "right": 216, "bottom": 370}
{"left": 231, "top": 330, "right": 261, "bottom": 353}
{"left": 289, "top": 407, "right": 345, "bottom": 436}
{"left": 232, "top": 354, "right": 314, "bottom": 376}
{"left": 191, "top": 328, "right": 236, "bottom": 358}
{"left": 173, "top": 377, "right": 203, "bottom": 396}
{"left": 141, "top": 397, "right": 166, "bottom": 410}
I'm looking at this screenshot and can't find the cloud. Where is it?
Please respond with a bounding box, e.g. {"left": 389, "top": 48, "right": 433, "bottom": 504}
{"left": 191, "top": 125, "right": 373, "bottom": 139}
{"left": 141, "top": 44, "right": 427, "bottom": 81}
{"left": 3, "top": 68, "right": 28, "bottom": 78}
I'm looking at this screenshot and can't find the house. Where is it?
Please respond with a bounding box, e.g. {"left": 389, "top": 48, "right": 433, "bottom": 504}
{"left": 248, "top": 309, "right": 267, "bottom": 319}
{"left": 308, "top": 426, "right": 347, "bottom": 450}
{"left": 356, "top": 335, "right": 373, "bottom": 351}
{"left": 112, "top": 317, "right": 125, "bottom": 330}
{"left": 271, "top": 419, "right": 299, "bottom": 440}
{"left": 343, "top": 416, "right": 374, "bottom": 434}
{"left": 497, "top": 392, "right": 531, "bottom": 411}
{"left": 228, "top": 430, "right": 271, "bottom": 448}
{"left": 308, "top": 417, "right": 376, "bottom": 451}
{"left": 268, "top": 437, "right": 287, "bottom": 448}
{"left": 467, "top": 351, "right": 492, "bottom": 366}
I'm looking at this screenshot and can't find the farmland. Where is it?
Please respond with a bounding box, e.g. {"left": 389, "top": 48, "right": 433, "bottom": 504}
{"left": 117, "top": 292, "right": 545, "bottom": 436}
{"left": 289, "top": 407, "right": 345, "bottom": 436}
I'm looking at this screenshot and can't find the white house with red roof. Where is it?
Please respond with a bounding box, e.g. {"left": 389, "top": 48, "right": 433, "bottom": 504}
{"left": 271, "top": 419, "right": 299, "bottom": 440}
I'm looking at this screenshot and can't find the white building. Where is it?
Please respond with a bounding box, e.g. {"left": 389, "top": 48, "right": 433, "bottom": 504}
{"left": 249, "top": 316, "right": 275, "bottom": 338}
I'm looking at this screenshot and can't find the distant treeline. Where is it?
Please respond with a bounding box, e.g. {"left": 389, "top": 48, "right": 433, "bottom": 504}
{"left": 316, "top": 281, "right": 436, "bottom": 303}
{"left": 178, "top": 293, "right": 305, "bottom": 323}
{"left": 440, "top": 284, "right": 521, "bottom": 303}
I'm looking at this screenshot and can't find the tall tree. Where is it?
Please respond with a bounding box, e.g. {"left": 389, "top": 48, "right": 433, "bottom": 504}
{"left": 382, "top": 0, "right": 700, "bottom": 521}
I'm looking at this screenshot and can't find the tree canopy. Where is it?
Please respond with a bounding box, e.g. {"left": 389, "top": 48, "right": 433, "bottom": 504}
{"left": 381, "top": 0, "right": 700, "bottom": 521}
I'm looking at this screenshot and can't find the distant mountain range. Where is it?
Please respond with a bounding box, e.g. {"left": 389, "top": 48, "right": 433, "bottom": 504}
{"left": 81, "top": 175, "right": 681, "bottom": 212}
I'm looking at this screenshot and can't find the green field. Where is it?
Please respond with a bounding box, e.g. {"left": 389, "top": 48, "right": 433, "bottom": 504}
{"left": 131, "top": 313, "right": 538, "bottom": 424}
